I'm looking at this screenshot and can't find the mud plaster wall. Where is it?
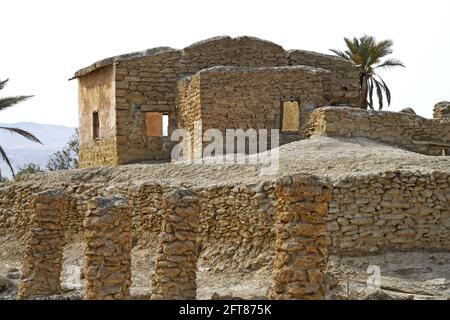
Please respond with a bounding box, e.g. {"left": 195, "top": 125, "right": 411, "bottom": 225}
{"left": 78, "top": 66, "right": 118, "bottom": 168}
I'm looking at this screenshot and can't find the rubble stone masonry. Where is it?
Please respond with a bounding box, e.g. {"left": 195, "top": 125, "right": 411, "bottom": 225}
{"left": 176, "top": 65, "right": 328, "bottom": 156}
{"left": 151, "top": 189, "right": 200, "bottom": 299}
{"left": 328, "top": 171, "right": 450, "bottom": 255}
{"left": 18, "top": 190, "right": 67, "bottom": 299}
{"left": 288, "top": 50, "right": 360, "bottom": 107}
{"left": 83, "top": 196, "right": 132, "bottom": 300}
{"left": 307, "top": 107, "right": 450, "bottom": 155}
{"left": 269, "top": 175, "right": 331, "bottom": 300}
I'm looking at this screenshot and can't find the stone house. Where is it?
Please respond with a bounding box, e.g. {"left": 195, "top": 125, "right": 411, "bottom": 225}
{"left": 71, "top": 36, "right": 360, "bottom": 168}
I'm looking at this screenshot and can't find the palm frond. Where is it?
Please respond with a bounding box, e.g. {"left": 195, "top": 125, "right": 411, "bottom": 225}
{"left": 375, "top": 58, "right": 405, "bottom": 69}
{"left": 329, "top": 49, "right": 350, "bottom": 61}
{"left": 0, "top": 95, "right": 33, "bottom": 111}
{"left": 0, "top": 126, "right": 43, "bottom": 144}
{"left": 0, "top": 145, "right": 15, "bottom": 178}
{"left": 344, "top": 37, "right": 359, "bottom": 55}
{"left": 377, "top": 76, "right": 392, "bottom": 105}
{"left": 0, "top": 79, "right": 9, "bottom": 91}
{"left": 373, "top": 78, "right": 385, "bottom": 110}
{"left": 376, "top": 39, "right": 394, "bottom": 57}
{"left": 368, "top": 79, "right": 374, "bottom": 109}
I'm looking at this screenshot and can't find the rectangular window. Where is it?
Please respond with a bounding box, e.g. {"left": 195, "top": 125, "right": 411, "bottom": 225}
{"left": 146, "top": 112, "right": 169, "bottom": 137}
{"left": 281, "top": 100, "right": 300, "bottom": 133}
{"left": 93, "top": 111, "right": 99, "bottom": 140}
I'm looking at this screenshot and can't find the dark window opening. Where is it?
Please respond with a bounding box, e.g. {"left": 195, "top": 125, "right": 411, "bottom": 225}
{"left": 93, "top": 111, "right": 99, "bottom": 140}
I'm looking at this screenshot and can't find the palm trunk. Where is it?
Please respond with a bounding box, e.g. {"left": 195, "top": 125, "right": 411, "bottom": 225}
{"left": 359, "top": 75, "right": 369, "bottom": 109}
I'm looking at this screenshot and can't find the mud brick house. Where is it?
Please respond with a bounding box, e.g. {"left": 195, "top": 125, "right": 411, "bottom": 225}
{"left": 71, "top": 36, "right": 361, "bottom": 168}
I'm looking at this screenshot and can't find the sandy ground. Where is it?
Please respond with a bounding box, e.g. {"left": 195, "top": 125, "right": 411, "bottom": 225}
{"left": 1, "top": 236, "right": 448, "bottom": 300}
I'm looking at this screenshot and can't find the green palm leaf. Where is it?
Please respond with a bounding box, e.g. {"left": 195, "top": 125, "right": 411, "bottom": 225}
{"left": 0, "top": 126, "right": 42, "bottom": 144}
{"left": 330, "top": 35, "right": 404, "bottom": 110}
{"left": 0, "top": 78, "right": 40, "bottom": 179}
{"left": 0, "top": 95, "right": 33, "bottom": 111}
{"left": 0, "top": 79, "right": 9, "bottom": 91}
{"left": 0, "top": 145, "right": 15, "bottom": 178}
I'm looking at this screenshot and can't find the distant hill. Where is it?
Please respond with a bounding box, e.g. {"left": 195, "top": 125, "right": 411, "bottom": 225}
{"left": 0, "top": 122, "right": 76, "bottom": 178}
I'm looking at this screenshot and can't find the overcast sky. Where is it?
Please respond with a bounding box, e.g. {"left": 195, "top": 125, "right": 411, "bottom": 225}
{"left": 1, "top": 0, "right": 449, "bottom": 127}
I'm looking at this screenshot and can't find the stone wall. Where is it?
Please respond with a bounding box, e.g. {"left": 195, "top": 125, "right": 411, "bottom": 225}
{"left": 0, "top": 180, "right": 274, "bottom": 274}
{"left": 180, "top": 36, "right": 288, "bottom": 73}
{"left": 177, "top": 65, "right": 328, "bottom": 156}
{"left": 151, "top": 190, "right": 200, "bottom": 299}
{"left": 176, "top": 74, "right": 202, "bottom": 159}
{"left": 18, "top": 190, "right": 67, "bottom": 299}
{"left": 269, "top": 176, "right": 331, "bottom": 300}
{"left": 328, "top": 171, "right": 450, "bottom": 255}
{"left": 83, "top": 196, "right": 132, "bottom": 300}
{"left": 2, "top": 169, "right": 449, "bottom": 267}
{"left": 197, "top": 183, "right": 277, "bottom": 273}
{"left": 307, "top": 106, "right": 450, "bottom": 155}
{"left": 288, "top": 50, "right": 360, "bottom": 107}
{"left": 114, "top": 49, "right": 181, "bottom": 164}
{"left": 2, "top": 169, "right": 450, "bottom": 267}
{"left": 79, "top": 138, "right": 119, "bottom": 169}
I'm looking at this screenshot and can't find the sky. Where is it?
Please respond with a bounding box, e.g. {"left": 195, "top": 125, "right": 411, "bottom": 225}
{"left": 1, "top": 0, "right": 449, "bottom": 127}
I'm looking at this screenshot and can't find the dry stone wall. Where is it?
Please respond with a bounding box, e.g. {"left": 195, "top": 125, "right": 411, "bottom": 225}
{"left": 328, "top": 171, "right": 450, "bottom": 255}
{"left": 0, "top": 180, "right": 274, "bottom": 273}
{"left": 177, "top": 66, "right": 328, "bottom": 156}
{"left": 197, "top": 183, "right": 277, "bottom": 273}
{"left": 307, "top": 107, "right": 450, "bottom": 155}
{"left": 18, "top": 190, "right": 67, "bottom": 299}
{"left": 151, "top": 189, "right": 200, "bottom": 299}
{"left": 114, "top": 49, "right": 181, "bottom": 164}
{"left": 288, "top": 50, "right": 360, "bottom": 107}
{"left": 180, "top": 36, "right": 288, "bottom": 73}
{"left": 2, "top": 169, "right": 449, "bottom": 271}
{"left": 269, "top": 176, "right": 330, "bottom": 300}
{"left": 79, "top": 138, "right": 119, "bottom": 168}
{"left": 176, "top": 74, "right": 202, "bottom": 159}
{"left": 83, "top": 196, "right": 132, "bottom": 300}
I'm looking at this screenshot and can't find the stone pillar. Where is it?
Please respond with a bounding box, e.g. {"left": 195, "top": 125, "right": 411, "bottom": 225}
{"left": 83, "top": 196, "right": 132, "bottom": 300}
{"left": 18, "top": 190, "right": 67, "bottom": 299}
{"left": 269, "top": 175, "right": 331, "bottom": 300}
{"left": 151, "top": 189, "right": 200, "bottom": 300}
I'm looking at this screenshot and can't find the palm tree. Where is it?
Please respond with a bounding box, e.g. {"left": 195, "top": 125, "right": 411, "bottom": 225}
{"left": 0, "top": 78, "right": 42, "bottom": 178}
{"left": 330, "top": 35, "right": 404, "bottom": 110}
